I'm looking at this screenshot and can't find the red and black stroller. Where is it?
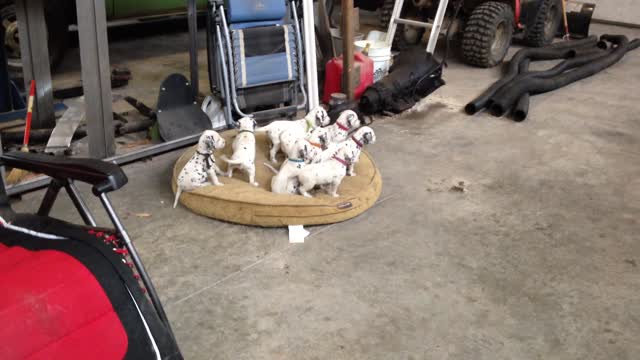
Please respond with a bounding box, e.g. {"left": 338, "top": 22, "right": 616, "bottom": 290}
{"left": 0, "top": 152, "right": 182, "bottom": 359}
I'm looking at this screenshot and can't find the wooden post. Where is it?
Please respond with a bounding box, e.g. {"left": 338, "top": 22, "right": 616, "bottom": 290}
{"left": 342, "top": 0, "right": 354, "bottom": 99}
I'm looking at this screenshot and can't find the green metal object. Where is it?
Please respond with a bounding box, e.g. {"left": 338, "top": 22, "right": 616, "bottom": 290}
{"left": 110, "top": 0, "right": 207, "bottom": 19}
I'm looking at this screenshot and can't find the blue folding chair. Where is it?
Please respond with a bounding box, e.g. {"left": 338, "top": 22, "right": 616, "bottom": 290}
{"left": 207, "top": 0, "right": 308, "bottom": 126}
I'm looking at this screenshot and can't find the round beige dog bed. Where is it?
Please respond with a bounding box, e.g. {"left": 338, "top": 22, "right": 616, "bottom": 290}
{"left": 171, "top": 130, "right": 382, "bottom": 227}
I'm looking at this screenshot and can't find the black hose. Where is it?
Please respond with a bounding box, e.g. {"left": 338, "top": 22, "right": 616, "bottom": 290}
{"left": 512, "top": 58, "right": 531, "bottom": 122}
{"left": 464, "top": 36, "right": 600, "bottom": 115}
{"left": 502, "top": 48, "right": 613, "bottom": 119}
{"left": 490, "top": 36, "right": 640, "bottom": 117}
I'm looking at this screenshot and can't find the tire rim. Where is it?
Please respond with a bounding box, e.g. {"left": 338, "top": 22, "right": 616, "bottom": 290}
{"left": 3, "top": 16, "right": 21, "bottom": 63}
{"left": 544, "top": 5, "right": 559, "bottom": 40}
{"left": 491, "top": 22, "right": 508, "bottom": 59}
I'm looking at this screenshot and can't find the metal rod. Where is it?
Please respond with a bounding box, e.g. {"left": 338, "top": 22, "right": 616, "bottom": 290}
{"left": 215, "top": 24, "right": 235, "bottom": 126}
{"left": 65, "top": 180, "right": 97, "bottom": 226}
{"left": 386, "top": 0, "right": 406, "bottom": 46}
{"left": 395, "top": 18, "right": 434, "bottom": 28}
{"left": 290, "top": 2, "right": 309, "bottom": 110}
{"left": 98, "top": 193, "right": 173, "bottom": 333}
{"left": 302, "top": 0, "right": 320, "bottom": 108}
{"left": 219, "top": 6, "right": 253, "bottom": 118}
{"left": 37, "top": 179, "right": 62, "bottom": 217}
{"left": 15, "top": 0, "right": 55, "bottom": 129}
{"left": 187, "top": 0, "right": 199, "bottom": 97}
{"left": 426, "top": 0, "right": 449, "bottom": 54}
{"left": 75, "top": 0, "right": 115, "bottom": 158}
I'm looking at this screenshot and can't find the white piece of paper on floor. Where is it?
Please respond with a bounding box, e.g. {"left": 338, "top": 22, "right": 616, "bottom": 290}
{"left": 288, "top": 225, "right": 309, "bottom": 243}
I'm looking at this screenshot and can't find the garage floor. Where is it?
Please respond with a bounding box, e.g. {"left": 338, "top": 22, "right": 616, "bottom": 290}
{"left": 11, "top": 23, "right": 640, "bottom": 359}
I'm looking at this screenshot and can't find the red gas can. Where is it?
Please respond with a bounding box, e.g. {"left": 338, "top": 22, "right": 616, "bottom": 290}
{"left": 323, "top": 52, "right": 374, "bottom": 103}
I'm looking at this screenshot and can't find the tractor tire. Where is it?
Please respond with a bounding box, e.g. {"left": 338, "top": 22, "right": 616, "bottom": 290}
{"left": 381, "top": 0, "right": 426, "bottom": 51}
{"left": 461, "top": 1, "right": 514, "bottom": 68}
{"left": 1, "top": 2, "right": 68, "bottom": 75}
{"left": 380, "top": 0, "right": 395, "bottom": 28}
{"left": 523, "top": 0, "right": 562, "bottom": 47}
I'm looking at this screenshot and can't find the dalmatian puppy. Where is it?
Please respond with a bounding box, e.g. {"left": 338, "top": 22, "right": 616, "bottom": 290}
{"left": 343, "top": 126, "right": 376, "bottom": 176}
{"left": 296, "top": 145, "right": 357, "bottom": 198}
{"left": 173, "top": 130, "right": 226, "bottom": 208}
{"left": 257, "top": 107, "right": 330, "bottom": 163}
{"left": 325, "top": 110, "right": 361, "bottom": 143}
{"left": 280, "top": 130, "right": 326, "bottom": 164}
{"left": 311, "top": 126, "right": 376, "bottom": 165}
{"left": 263, "top": 140, "right": 315, "bottom": 194}
{"left": 221, "top": 117, "right": 259, "bottom": 186}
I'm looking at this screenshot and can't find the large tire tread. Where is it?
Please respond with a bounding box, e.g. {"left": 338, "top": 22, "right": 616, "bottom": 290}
{"left": 461, "top": 1, "right": 514, "bottom": 68}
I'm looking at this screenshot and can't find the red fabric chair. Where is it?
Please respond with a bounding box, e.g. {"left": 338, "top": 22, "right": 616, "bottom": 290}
{"left": 0, "top": 152, "right": 181, "bottom": 359}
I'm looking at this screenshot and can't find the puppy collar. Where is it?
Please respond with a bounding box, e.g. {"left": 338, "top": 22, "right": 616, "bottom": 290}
{"left": 332, "top": 156, "right": 349, "bottom": 167}
{"left": 288, "top": 158, "right": 305, "bottom": 163}
{"left": 196, "top": 150, "right": 215, "bottom": 170}
{"left": 238, "top": 129, "right": 254, "bottom": 135}
{"left": 351, "top": 135, "right": 363, "bottom": 149}
{"left": 307, "top": 140, "right": 323, "bottom": 149}
{"left": 336, "top": 122, "right": 349, "bottom": 131}
{"left": 306, "top": 118, "right": 316, "bottom": 132}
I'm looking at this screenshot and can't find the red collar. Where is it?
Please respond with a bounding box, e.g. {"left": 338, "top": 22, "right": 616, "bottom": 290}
{"left": 351, "top": 135, "right": 363, "bottom": 149}
{"left": 332, "top": 156, "right": 349, "bottom": 167}
{"left": 336, "top": 121, "right": 349, "bottom": 131}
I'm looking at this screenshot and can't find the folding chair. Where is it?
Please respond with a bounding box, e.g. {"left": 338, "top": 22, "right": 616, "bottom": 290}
{"left": 207, "top": 0, "right": 308, "bottom": 125}
{"left": 0, "top": 152, "right": 182, "bottom": 359}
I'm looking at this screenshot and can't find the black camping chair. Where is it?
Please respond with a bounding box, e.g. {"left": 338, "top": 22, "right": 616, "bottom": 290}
{"left": 0, "top": 151, "right": 182, "bottom": 359}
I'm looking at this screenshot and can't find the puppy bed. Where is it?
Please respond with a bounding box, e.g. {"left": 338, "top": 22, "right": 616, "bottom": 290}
{"left": 171, "top": 130, "right": 382, "bottom": 227}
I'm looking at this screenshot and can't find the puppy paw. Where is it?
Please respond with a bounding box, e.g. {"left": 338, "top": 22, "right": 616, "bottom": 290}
{"left": 347, "top": 172, "right": 356, "bottom": 177}
{"left": 302, "top": 193, "right": 312, "bottom": 198}
{"left": 332, "top": 193, "right": 340, "bottom": 198}
{"left": 214, "top": 182, "right": 224, "bottom": 187}
{"left": 252, "top": 182, "right": 260, "bottom": 187}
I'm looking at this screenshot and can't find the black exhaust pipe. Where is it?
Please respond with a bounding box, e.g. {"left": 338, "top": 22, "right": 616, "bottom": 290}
{"left": 464, "top": 36, "right": 599, "bottom": 115}
{"left": 490, "top": 36, "right": 639, "bottom": 117}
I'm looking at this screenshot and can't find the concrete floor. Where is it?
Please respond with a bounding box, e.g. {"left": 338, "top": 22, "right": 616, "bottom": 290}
{"left": 11, "top": 23, "right": 640, "bottom": 359}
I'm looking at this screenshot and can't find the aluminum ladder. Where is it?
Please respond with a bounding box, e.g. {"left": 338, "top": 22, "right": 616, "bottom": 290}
{"left": 385, "top": 0, "right": 450, "bottom": 54}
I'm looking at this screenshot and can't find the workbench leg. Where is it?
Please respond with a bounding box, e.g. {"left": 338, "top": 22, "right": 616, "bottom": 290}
{"left": 341, "top": 0, "right": 354, "bottom": 100}
{"left": 15, "top": 0, "right": 55, "bottom": 129}
{"left": 75, "top": 0, "right": 115, "bottom": 158}
{"left": 188, "top": 0, "right": 199, "bottom": 98}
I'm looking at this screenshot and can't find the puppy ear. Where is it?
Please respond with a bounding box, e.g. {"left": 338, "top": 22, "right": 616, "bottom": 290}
{"left": 364, "top": 132, "right": 373, "bottom": 144}
{"left": 320, "top": 135, "right": 327, "bottom": 148}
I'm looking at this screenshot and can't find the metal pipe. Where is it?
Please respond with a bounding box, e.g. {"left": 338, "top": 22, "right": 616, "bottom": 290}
{"left": 98, "top": 193, "right": 174, "bottom": 335}
{"left": 426, "top": 0, "right": 449, "bottom": 54}
{"left": 219, "top": 6, "right": 252, "bottom": 118}
{"left": 394, "top": 18, "right": 434, "bottom": 28}
{"left": 290, "top": 2, "right": 309, "bottom": 110}
{"left": 187, "top": 0, "right": 199, "bottom": 98}
{"left": 37, "top": 180, "right": 62, "bottom": 217}
{"left": 216, "top": 24, "right": 235, "bottom": 126}
{"left": 65, "top": 180, "right": 97, "bottom": 226}
{"left": 302, "top": 0, "right": 320, "bottom": 108}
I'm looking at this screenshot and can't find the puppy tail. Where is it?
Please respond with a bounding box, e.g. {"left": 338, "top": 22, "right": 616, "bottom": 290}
{"left": 263, "top": 162, "right": 279, "bottom": 175}
{"left": 220, "top": 155, "right": 244, "bottom": 165}
{"left": 173, "top": 187, "right": 182, "bottom": 209}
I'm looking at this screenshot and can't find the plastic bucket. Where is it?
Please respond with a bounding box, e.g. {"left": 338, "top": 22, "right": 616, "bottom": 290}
{"left": 355, "top": 40, "right": 392, "bottom": 82}
{"left": 331, "top": 28, "right": 364, "bottom": 56}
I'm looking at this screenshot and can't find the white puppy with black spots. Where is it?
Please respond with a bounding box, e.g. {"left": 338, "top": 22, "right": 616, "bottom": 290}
{"left": 311, "top": 126, "right": 376, "bottom": 176}
{"left": 280, "top": 128, "right": 327, "bottom": 164}
{"left": 174, "top": 130, "right": 226, "bottom": 208}
{"left": 264, "top": 139, "right": 316, "bottom": 194}
{"left": 221, "top": 117, "right": 259, "bottom": 186}
{"left": 325, "top": 110, "right": 361, "bottom": 143}
{"left": 257, "top": 107, "right": 330, "bottom": 163}
{"left": 296, "top": 145, "right": 357, "bottom": 198}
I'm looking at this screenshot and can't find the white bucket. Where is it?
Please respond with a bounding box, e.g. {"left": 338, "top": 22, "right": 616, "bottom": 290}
{"left": 355, "top": 40, "right": 392, "bottom": 83}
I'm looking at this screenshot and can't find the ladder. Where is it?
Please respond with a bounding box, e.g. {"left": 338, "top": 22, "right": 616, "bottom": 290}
{"left": 385, "top": 0, "right": 450, "bottom": 54}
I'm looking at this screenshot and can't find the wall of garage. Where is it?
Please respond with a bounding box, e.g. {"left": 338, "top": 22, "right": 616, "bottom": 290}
{"left": 590, "top": 0, "right": 640, "bottom": 26}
